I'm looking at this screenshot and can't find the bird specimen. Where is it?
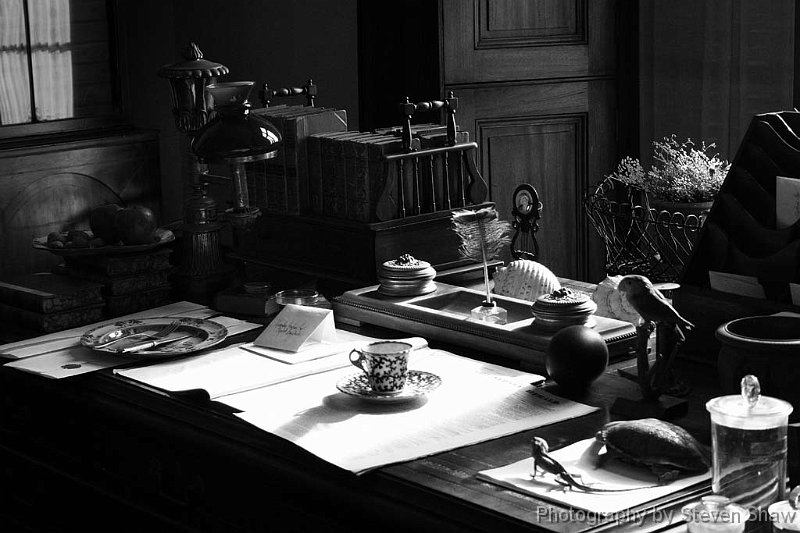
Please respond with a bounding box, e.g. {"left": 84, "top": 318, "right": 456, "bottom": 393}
{"left": 617, "top": 274, "right": 694, "bottom": 399}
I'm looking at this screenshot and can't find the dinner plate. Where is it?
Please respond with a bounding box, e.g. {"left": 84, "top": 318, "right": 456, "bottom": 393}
{"left": 33, "top": 228, "right": 175, "bottom": 257}
{"left": 80, "top": 316, "right": 227, "bottom": 357}
{"left": 336, "top": 370, "right": 442, "bottom": 403}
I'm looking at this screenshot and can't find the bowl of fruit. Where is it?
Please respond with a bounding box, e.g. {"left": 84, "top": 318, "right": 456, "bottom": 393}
{"left": 33, "top": 204, "right": 175, "bottom": 256}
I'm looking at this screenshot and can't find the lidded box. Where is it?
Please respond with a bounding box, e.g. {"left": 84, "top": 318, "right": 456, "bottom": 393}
{"left": 377, "top": 254, "right": 437, "bottom": 297}
{"left": 530, "top": 288, "right": 597, "bottom": 331}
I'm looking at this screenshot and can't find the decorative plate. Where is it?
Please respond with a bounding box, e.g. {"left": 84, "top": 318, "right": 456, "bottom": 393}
{"left": 80, "top": 316, "right": 227, "bottom": 358}
{"left": 33, "top": 228, "right": 175, "bottom": 257}
{"left": 336, "top": 370, "right": 442, "bottom": 403}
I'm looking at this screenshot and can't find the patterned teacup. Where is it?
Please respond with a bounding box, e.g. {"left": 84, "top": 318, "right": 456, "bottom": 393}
{"left": 349, "top": 341, "right": 413, "bottom": 395}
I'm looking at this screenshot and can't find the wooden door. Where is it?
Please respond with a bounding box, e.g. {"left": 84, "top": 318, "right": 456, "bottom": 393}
{"left": 441, "top": 0, "right": 631, "bottom": 281}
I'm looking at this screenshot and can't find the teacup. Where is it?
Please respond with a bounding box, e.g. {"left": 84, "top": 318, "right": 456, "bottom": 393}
{"left": 349, "top": 340, "right": 413, "bottom": 395}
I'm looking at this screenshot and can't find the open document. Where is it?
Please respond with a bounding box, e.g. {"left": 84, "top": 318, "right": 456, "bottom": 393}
{"left": 218, "top": 350, "right": 599, "bottom": 474}
{"left": 114, "top": 329, "right": 408, "bottom": 398}
{"left": 477, "top": 437, "right": 710, "bottom": 516}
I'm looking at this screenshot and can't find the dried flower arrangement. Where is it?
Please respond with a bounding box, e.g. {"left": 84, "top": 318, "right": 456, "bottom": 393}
{"left": 607, "top": 135, "right": 731, "bottom": 203}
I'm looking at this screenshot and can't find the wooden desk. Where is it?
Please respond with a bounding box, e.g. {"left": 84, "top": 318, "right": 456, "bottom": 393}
{"left": 0, "top": 320, "right": 718, "bottom": 533}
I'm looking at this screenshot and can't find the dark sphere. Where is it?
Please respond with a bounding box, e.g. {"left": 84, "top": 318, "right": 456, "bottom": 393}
{"left": 545, "top": 325, "right": 609, "bottom": 390}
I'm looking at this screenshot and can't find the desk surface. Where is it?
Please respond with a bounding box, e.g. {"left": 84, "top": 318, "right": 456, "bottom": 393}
{"left": 0, "top": 322, "right": 719, "bottom": 533}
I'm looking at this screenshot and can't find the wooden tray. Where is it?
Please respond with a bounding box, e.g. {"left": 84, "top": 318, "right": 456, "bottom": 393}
{"left": 333, "top": 282, "right": 637, "bottom": 372}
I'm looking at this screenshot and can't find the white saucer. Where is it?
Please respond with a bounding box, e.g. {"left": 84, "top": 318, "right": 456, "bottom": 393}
{"left": 336, "top": 370, "right": 442, "bottom": 403}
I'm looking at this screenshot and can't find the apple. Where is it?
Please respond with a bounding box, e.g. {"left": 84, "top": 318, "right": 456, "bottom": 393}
{"left": 89, "top": 204, "right": 123, "bottom": 244}
{"left": 114, "top": 206, "right": 158, "bottom": 245}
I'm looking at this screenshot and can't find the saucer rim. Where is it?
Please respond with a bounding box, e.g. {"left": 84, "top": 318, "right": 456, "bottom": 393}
{"left": 336, "top": 370, "right": 442, "bottom": 402}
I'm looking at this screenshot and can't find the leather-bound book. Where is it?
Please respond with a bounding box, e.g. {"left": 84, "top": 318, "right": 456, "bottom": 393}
{"left": 0, "top": 272, "right": 103, "bottom": 313}
{"left": 0, "top": 301, "right": 105, "bottom": 333}
{"left": 63, "top": 248, "right": 172, "bottom": 277}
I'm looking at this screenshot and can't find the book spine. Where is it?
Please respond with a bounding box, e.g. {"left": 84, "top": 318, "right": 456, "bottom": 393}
{"left": 64, "top": 250, "right": 172, "bottom": 276}
{"left": 104, "top": 287, "right": 173, "bottom": 317}
{"left": 321, "top": 135, "right": 341, "bottom": 217}
{"left": 264, "top": 115, "right": 287, "bottom": 213}
{"left": 307, "top": 135, "right": 324, "bottom": 215}
{"left": 351, "top": 140, "right": 371, "bottom": 222}
{"left": 299, "top": 110, "right": 347, "bottom": 215}
{"left": 283, "top": 116, "right": 301, "bottom": 214}
{"left": 332, "top": 137, "right": 348, "bottom": 218}
{"left": 0, "top": 285, "right": 103, "bottom": 314}
{"left": 63, "top": 269, "right": 171, "bottom": 296}
{"left": 0, "top": 302, "right": 105, "bottom": 333}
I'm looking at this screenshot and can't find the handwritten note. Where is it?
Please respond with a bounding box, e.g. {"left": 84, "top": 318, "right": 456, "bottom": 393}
{"left": 254, "top": 304, "right": 336, "bottom": 353}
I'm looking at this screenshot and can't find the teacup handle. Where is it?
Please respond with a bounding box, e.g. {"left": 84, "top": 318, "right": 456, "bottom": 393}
{"left": 349, "top": 348, "right": 366, "bottom": 372}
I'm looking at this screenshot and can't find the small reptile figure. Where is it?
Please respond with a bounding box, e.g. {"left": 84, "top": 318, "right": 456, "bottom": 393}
{"left": 531, "top": 437, "right": 651, "bottom": 493}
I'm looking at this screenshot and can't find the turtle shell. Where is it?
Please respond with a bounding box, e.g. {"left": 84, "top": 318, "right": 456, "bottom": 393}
{"left": 596, "top": 418, "right": 710, "bottom": 476}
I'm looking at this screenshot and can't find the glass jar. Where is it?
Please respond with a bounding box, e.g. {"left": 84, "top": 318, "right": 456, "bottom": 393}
{"left": 706, "top": 375, "right": 793, "bottom": 513}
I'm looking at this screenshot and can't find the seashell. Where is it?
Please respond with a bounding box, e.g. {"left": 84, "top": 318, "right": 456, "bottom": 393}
{"left": 492, "top": 260, "right": 560, "bottom": 302}
{"left": 591, "top": 275, "right": 641, "bottom": 324}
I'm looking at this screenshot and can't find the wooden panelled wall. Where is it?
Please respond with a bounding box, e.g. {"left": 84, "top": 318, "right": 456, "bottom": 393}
{"left": 440, "top": 0, "right": 626, "bottom": 281}
{"left": 0, "top": 131, "right": 161, "bottom": 278}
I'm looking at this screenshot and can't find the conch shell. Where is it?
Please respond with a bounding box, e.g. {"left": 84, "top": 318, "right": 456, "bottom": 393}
{"left": 492, "top": 260, "right": 560, "bottom": 302}
{"left": 591, "top": 275, "right": 641, "bottom": 324}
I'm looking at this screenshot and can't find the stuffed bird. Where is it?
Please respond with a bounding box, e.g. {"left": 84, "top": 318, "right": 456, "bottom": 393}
{"left": 618, "top": 274, "right": 694, "bottom": 399}
{"left": 617, "top": 275, "right": 694, "bottom": 338}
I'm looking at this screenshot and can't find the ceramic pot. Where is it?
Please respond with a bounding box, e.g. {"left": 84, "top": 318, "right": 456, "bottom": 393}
{"left": 716, "top": 315, "right": 800, "bottom": 422}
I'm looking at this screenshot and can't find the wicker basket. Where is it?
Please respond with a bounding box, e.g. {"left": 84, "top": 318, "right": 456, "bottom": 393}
{"left": 583, "top": 177, "right": 709, "bottom": 283}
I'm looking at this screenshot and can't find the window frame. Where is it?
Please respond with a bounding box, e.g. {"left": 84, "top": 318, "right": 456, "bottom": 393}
{"left": 0, "top": 0, "right": 131, "bottom": 148}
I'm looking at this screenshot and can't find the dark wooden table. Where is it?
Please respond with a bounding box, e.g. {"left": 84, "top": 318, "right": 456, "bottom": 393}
{"left": 0, "top": 312, "right": 721, "bottom": 533}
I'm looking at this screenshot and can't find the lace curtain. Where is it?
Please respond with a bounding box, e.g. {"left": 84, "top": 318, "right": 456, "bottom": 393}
{"left": 0, "top": 0, "right": 73, "bottom": 125}
{"left": 0, "top": 0, "right": 31, "bottom": 124}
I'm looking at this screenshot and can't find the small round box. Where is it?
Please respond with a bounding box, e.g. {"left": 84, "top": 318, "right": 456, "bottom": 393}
{"left": 531, "top": 288, "right": 597, "bottom": 331}
{"left": 377, "top": 254, "right": 437, "bottom": 297}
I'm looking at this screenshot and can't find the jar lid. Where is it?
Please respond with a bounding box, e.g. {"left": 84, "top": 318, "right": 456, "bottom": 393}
{"left": 377, "top": 254, "right": 437, "bottom": 297}
{"left": 274, "top": 289, "right": 319, "bottom": 306}
{"left": 769, "top": 501, "right": 800, "bottom": 531}
{"left": 706, "top": 375, "right": 793, "bottom": 429}
{"left": 531, "top": 288, "right": 597, "bottom": 330}
{"left": 682, "top": 495, "right": 748, "bottom": 532}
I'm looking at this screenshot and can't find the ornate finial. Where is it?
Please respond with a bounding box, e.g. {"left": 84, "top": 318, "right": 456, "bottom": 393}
{"left": 183, "top": 42, "right": 203, "bottom": 61}
{"left": 740, "top": 374, "right": 761, "bottom": 408}
{"left": 396, "top": 253, "right": 421, "bottom": 266}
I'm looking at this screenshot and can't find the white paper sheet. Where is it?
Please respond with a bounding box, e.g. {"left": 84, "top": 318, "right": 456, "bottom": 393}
{"left": 221, "top": 350, "right": 596, "bottom": 474}
{"left": 115, "top": 330, "right": 396, "bottom": 398}
{"left": 477, "top": 437, "right": 710, "bottom": 516}
{"left": 2, "top": 305, "right": 262, "bottom": 379}
{"left": 0, "top": 301, "right": 211, "bottom": 359}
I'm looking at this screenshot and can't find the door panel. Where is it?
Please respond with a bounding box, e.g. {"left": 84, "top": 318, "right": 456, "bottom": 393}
{"left": 441, "top": 0, "right": 621, "bottom": 281}
{"left": 478, "top": 117, "right": 583, "bottom": 276}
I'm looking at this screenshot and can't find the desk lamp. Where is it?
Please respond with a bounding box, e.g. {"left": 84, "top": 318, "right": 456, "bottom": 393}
{"left": 191, "top": 81, "right": 282, "bottom": 229}
{"left": 159, "top": 43, "right": 237, "bottom": 302}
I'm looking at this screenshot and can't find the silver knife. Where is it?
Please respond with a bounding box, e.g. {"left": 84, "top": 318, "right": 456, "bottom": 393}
{"left": 117, "top": 334, "right": 193, "bottom": 354}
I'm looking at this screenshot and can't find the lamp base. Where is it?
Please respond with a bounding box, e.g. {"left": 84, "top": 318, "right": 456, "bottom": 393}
{"left": 172, "top": 263, "right": 237, "bottom": 305}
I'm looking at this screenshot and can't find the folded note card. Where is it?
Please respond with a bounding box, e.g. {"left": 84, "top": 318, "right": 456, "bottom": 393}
{"left": 254, "top": 304, "right": 336, "bottom": 353}
{"left": 776, "top": 176, "right": 800, "bottom": 229}
{"left": 708, "top": 271, "right": 766, "bottom": 299}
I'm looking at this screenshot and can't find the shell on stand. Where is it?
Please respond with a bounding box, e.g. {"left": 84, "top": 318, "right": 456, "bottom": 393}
{"left": 591, "top": 275, "right": 641, "bottom": 324}
{"left": 492, "top": 260, "right": 561, "bottom": 302}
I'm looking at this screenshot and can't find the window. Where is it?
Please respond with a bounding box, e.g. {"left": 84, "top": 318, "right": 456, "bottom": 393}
{"left": 0, "top": 0, "right": 123, "bottom": 141}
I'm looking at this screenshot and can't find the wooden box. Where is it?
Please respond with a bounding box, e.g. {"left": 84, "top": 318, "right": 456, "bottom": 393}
{"left": 674, "top": 111, "right": 800, "bottom": 363}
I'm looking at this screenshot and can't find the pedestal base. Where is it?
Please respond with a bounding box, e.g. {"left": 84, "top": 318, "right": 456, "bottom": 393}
{"left": 171, "top": 264, "right": 237, "bottom": 305}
